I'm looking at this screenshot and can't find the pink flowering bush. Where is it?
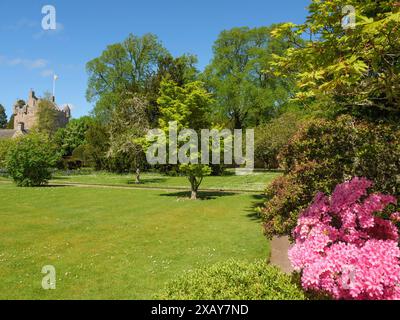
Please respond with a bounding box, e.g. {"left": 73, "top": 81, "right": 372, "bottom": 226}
{"left": 289, "top": 177, "right": 400, "bottom": 300}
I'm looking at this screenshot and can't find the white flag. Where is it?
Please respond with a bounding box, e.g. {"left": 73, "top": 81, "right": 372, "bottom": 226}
{"left": 54, "top": 74, "right": 58, "bottom": 81}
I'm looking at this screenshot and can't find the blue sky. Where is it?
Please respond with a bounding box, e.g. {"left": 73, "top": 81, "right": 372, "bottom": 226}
{"left": 0, "top": 0, "right": 310, "bottom": 119}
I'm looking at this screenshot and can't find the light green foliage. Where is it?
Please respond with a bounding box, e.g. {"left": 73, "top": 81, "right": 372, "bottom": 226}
{"left": 158, "top": 79, "right": 213, "bottom": 131}
{"left": 156, "top": 79, "right": 214, "bottom": 195}
{"left": 271, "top": 0, "right": 400, "bottom": 118}
{"left": 54, "top": 116, "right": 93, "bottom": 156}
{"left": 6, "top": 133, "right": 61, "bottom": 186}
{"left": 147, "top": 54, "right": 199, "bottom": 125}
{"left": 156, "top": 259, "right": 306, "bottom": 300}
{"left": 203, "top": 26, "right": 298, "bottom": 128}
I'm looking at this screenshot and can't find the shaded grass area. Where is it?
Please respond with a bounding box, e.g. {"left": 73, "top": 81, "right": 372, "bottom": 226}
{"left": 51, "top": 170, "right": 281, "bottom": 192}
{"left": 0, "top": 184, "right": 268, "bottom": 299}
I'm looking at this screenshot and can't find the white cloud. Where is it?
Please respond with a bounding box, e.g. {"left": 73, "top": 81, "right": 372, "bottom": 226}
{"left": 0, "top": 56, "right": 47, "bottom": 69}
{"left": 2, "top": 19, "right": 38, "bottom": 32}
{"left": 0, "top": 55, "right": 49, "bottom": 74}
{"left": 40, "top": 69, "right": 55, "bottom": 77}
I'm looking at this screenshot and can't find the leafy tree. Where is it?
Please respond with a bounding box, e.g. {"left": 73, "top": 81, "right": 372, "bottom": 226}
{"left": 270, "top": 0, "right": 400, "bottom": 119}
{"left": 55, "top": 116, "right": 93, "bottom": 156}
{"left": 6, "top": 114, "right": 14, "bottom": 129}
{"left": 179, "top": 164, "right": 211, "bottom": 200}
{"left": 6, "top": 133, "right": 61, "bottom": 186}
{"left": 151, "top": 79, "right": 213, "bottom": 195}
{"left": 107, "top": 93, "right": 150, "bottom": 172}
{"left": 158, "top": 79, "right": 212, "bottom": 131}
{"left": 86, "top": 33, "right": 169, "bottom": 122}
{"left": 83, "top": 121, "right": 110, "bottom": 170}
{"left": 203, "top": 26, "right": 298, "bottom": 129}
{"left": 36, "top": 99, "right": 59, "bottom": 136}
{"left": 0, "top": 104, "right": 7, "bottom": 129}
{"left": 146, "top": 54, "right": 199, "bottom": 125}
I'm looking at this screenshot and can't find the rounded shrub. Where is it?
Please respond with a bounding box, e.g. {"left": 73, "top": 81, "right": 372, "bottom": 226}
{"left": 6, "top": 133, "right": 61, "bottom": 187}
{"left": 156, "top": 259, "right": 306, "bottom": 300}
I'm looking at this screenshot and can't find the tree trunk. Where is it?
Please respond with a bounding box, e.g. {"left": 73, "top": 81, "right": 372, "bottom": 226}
{"left": 190, "top": 178, "right": 198, "bottom": 200}
{"left": 135, "top": 169, "right": 140, "bottom": 184}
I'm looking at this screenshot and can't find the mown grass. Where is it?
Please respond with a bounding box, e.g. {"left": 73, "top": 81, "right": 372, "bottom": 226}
{"left": 0, "top": 183, "right": 269, "bottom": 299}
{"left": 51, "top": 170, "right": 281, "bottom": 192}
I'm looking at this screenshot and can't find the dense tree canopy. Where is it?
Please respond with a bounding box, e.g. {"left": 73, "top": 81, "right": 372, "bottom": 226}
{"left": 86, "top": 33, "right": 201, "bottom": 126}
{"left": 86, "top": 33, "right": 170, "bottom": 123}
{"left": 146, "top": 54, "right": 199, "bottom": 125}
{"left": 203, "top": 25, "right": 298, "bottom": 129}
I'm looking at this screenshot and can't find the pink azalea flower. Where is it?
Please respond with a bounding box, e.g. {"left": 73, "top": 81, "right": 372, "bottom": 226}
{"left": 289, "top": 178, "right": 400, "bottom": 300}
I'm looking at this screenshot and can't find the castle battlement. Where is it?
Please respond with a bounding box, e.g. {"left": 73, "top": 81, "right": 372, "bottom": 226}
{"left": 13, "top": 89, "right": 71, "bottom": 131}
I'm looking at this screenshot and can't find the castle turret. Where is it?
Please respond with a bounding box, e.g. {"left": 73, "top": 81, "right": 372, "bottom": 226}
{"left": 63, "top": 105, "right": 71, "bottom": 118}
{"left": 13, "top": 89, "right": 71, "bottom": 131}
{"left": 27, "top": 89, "right": 38, "bottom": 108}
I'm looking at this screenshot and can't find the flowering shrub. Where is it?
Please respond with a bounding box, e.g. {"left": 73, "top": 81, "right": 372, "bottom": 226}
{"left": 262, "top": 116, "right": 400, "bottom": 239}
{"left": 289, "top": 177, "right": 400, "bottom": 300}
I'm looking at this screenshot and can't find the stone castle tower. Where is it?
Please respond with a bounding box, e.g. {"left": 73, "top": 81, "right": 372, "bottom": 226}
{"left": 13, "top": 89, "right": 71, "bottom": 131}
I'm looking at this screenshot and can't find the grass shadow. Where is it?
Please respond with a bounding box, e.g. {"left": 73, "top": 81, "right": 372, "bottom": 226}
{"left": 44, "top": 184, "right": 75, "bottom": 188}
{"left": 244, "top": 193, "right": 266, "bottom": 222}
{"left": 160, "top": 190, "right": 236, "bottom": 200}
{"left": 51, "top": 176, "right": 70, "bottom": 180}
{"left": 127, "top": 177, "right": 168, "bottom": 185}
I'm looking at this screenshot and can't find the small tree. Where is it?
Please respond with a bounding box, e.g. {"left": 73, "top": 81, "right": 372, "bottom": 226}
{"left": 0, "top": 104, "right": 7, "bottom": 129}
{"left": 6, "top": 133, "right": 60, "bottom": 186}
{"left": 179, "top": 164, "right": 211, "bottom": 200}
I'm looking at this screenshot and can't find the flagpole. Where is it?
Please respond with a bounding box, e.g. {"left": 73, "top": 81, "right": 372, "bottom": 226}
{"left": 53, "top": 73, "right": 58, "bottom": 100}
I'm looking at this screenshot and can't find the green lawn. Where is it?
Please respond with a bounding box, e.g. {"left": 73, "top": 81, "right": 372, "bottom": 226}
{"left": 52, "top": 170, "right": 281, "bottom": 192}
{"left": 0, "top": 183, "right": 268, "bottom": 299}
